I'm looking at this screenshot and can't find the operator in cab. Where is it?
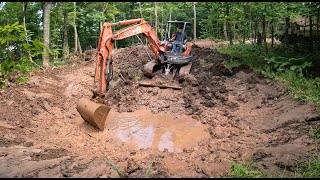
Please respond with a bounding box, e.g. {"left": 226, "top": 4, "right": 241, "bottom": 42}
{"left": 171, "top": 25, "right": 188, "bottom": 55}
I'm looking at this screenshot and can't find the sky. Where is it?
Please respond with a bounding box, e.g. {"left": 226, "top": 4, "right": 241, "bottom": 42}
{"left": 0, "top": 2, "right": 5, "bottom": 10}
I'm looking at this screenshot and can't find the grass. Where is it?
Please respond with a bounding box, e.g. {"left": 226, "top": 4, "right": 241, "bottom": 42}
{"left": 225, "top": 161, "right": 264, "bottom": 178}
{"left": 309, "top": 128, "right": 320, "bottom": 138}
{"left": 294, "top": 156, "right": 320, "bottom": 178}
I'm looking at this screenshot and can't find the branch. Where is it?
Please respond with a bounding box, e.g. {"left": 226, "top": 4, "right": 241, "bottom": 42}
{"left": 135, "top": 35, "right": 153, "bottom": 61}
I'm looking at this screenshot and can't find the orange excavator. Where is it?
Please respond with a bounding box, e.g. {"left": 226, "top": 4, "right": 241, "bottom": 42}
{"left": 77, "top": 18, "right": 193, "bottom": 131}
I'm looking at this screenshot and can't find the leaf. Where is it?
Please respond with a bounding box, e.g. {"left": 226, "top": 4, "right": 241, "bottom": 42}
{"left": 145, "top": 154, "right": 157, "bottom": 178}
{"left": 23, "top": 43, "right": 32, "bottom": 50}
{"left": 105, "top": 156, "right": 124, "bottom": 178}
{"left": 12, "top": 21, "right": 19, "bottom": 27}
{"left": 290, "top": 65, "right": 297, "bottom": 71}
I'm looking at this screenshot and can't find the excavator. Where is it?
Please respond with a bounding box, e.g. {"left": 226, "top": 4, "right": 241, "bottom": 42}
{"left": 76, "top": 18, "right": 193, "bottom": 131}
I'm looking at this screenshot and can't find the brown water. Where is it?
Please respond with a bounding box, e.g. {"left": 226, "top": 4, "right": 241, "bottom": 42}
{"left": 101, "top": 109, "right": 210, "bottom": 153}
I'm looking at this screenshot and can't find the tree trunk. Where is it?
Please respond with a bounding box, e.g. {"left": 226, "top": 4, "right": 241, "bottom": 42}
{"left": 226, "top": 4, "right": 233, "bottom": 45}
{"left": 262, "top": 14, "right": 268, "bottom": 52}
{"left": 262, "top": 17, "right": 266, "bottom": 44}
{"left": 139, "top": 2, "right": 143, "bottom": 18}
{"left": 168, "top": 9, "right": 172, "bottom": 39}
{"left": 23, "top": 2, "right": 40, "bottom": 68}
{"left": 77, "top": 30, "right": 82, "bottom": 54}
{"left": 254, "top": 20, "right": 258, "bottom": 43}
{"left": 223, "top": 20, "right": 228, "bottom": 40}
{"left": 113, "top": 15, "right": 117, "bottom": 49}
{"left": 310, "top": 15, "right": 313, "bottom": 51}
{"left": 271, "top": 20, "right": 274, "bottom": 48}
{"left": 154, "top": 2, "right": 158, "bottom": 36}
{"left": 217, "top": 21, "right": 219, "bottom": 39}
{"left": 53, "top": 2, "right": 58, "bottom": 62}
{"left": 62, "top": 7, "right": 69, "bottom": 61}
{"left": 243, "top": 25, "right": 246, "bottom": 44}
{"left": 22, "top": 2, "right": 27, "bottom": 25}
{"left": 73, "top": 2, "right": 78, "bottom": 53}
{"left": 317, "top": 10, "right": 319, "bottom": 50}
{"left": 161, "top": 3, "right": 164, "bottom": 40}
{"left": 304, "top": 16, "right": 306, "bottom": 36}
{"left": 284, "top": 16, "right": 290, "bottom": 44}
{"left": 42, "top": 2, "right": 51, "bottom": 68}
{"left": 193, "top": 2, "right": 197, "bottom": 41}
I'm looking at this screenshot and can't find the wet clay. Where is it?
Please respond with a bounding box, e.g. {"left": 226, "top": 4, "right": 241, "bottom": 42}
{"left": 103, "top": 109, "right": 210, "bottom": 153}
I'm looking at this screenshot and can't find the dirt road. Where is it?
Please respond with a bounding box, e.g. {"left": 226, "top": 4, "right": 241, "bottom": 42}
{"left": 0, "top": 42, "right": 319, "bottom": 177}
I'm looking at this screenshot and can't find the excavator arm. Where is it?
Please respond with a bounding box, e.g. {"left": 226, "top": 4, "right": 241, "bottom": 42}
{"left": 94, "top": 18, "right": 166, "bottom": 95}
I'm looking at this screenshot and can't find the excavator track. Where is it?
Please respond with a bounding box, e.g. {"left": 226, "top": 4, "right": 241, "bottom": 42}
{"left": 143, "top": 60, "right": 158, "bottom": 77}
{"left": 178, "top": 62, "right": 192, "bottom": 76}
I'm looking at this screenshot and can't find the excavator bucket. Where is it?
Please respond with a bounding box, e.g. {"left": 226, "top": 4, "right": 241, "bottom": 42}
{"left": 76, "top": 98, "right": 111, "bottom": 131}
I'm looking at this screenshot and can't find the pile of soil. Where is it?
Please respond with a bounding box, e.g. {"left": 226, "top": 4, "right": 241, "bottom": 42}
{"left": 0, "top": 43, "right": 319, "bottom": 178}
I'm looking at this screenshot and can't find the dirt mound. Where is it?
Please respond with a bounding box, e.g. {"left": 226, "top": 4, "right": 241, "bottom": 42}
{"left": 112, "top": 45, "right": 155, "bottom": 80}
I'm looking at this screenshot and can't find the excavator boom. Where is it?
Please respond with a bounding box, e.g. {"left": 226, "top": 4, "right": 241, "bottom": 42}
{"left": 94, "top": 18, "right": 166, "bottom": 95}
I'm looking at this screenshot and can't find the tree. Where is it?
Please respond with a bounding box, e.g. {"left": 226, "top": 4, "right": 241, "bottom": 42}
{"left": 62, "top": 4, "right": 69, "bottom": 61}
{"left": 42, "top": 2, "right": 51, "bottom": 68}
{"left": 193, "top": 2, "right": 197, "bottom": 41}
{"left": 154, "top": 2, "right": 158, "bottom": 36}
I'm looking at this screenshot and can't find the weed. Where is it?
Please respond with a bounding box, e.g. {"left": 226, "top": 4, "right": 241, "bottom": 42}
{"left": 223, "top": 59, "right": 242, "bottom": 69}
{"left": 309, "top": 128, "right": 320, "bottom": 138}
{"left": 144, "top": 154, "right": 157, "bottom": 178}
{"left": 294, "top": 156, "right": 320, "bottom": 178}
{"left": 225, "top": 160, "right": 264, "bottom": 178}
{"left": 134, "top": 70, "right": 143, "bottom": 81}
{"left": 105, "top": 156, "right": 126, "bottom": 178}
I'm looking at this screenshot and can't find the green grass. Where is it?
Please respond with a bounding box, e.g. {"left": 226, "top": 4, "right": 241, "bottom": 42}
{"left": 309, "top": 128, "right": 320, "bottom": 138}
{"left": 294, "top": 156, "right": 320, "bottom": 178}
{"left": 225, "top": 161, "right": 264, "bottom": 178}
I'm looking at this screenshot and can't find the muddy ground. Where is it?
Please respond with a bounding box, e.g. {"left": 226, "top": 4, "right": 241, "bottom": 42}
{"left": 0, "top": 42, "right": 319, "bottom": 178}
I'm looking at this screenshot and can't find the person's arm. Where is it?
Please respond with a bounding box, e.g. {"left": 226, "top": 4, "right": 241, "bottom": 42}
{"left": 183, "top": 33, "right": 188, "bottom": 43}
{"left": 171, "top": 32, "right": 178, "bottom": 40}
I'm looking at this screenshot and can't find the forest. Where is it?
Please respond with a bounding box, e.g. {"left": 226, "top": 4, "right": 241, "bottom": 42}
{"left": 0, "top": 2, "right": 319, "bottom": 178}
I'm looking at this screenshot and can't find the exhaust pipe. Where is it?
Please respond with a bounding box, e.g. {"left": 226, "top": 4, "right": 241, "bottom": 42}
{"left": 76, "top": 98, "right": 111, "bottom": 131}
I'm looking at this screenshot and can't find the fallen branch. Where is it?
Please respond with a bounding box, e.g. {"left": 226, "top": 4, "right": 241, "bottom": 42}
{"left": 124, "top": 49, "right": 134, "bottom": 59}
{"left": 136, "top": 35, "right": 153, "bottom": 61}
{"left": 138, "top": 82, "right": 182, "bottom": 90}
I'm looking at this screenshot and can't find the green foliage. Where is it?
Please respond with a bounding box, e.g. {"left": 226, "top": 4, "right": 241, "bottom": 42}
{"left": 265, "top": 56, "right": 312, "bottom": 76}
{"left": 309, "top": 128, "right": 320, "bottom": 138}
{"left": 226, "top": 161, "right": 264, "bottom": 178}
{"left": 0, "top": 22, "right": 44, "bottom": 86}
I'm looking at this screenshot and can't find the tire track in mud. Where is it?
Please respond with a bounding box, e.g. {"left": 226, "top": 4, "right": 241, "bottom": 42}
{"left": 0, "top": 44, "right": 319, "bottom": 177}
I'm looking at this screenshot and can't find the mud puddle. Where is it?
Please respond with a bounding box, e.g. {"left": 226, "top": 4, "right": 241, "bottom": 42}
{"left": 90, "top": 109, "right": 210, "bottom": 153}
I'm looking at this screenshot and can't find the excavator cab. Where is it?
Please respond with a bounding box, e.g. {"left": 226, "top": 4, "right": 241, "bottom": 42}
{"left": 164, "top": 21, "right": 192, "bottom": 55}
{"left": 161, "top": 21, "right": 193, "bottom": 75}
